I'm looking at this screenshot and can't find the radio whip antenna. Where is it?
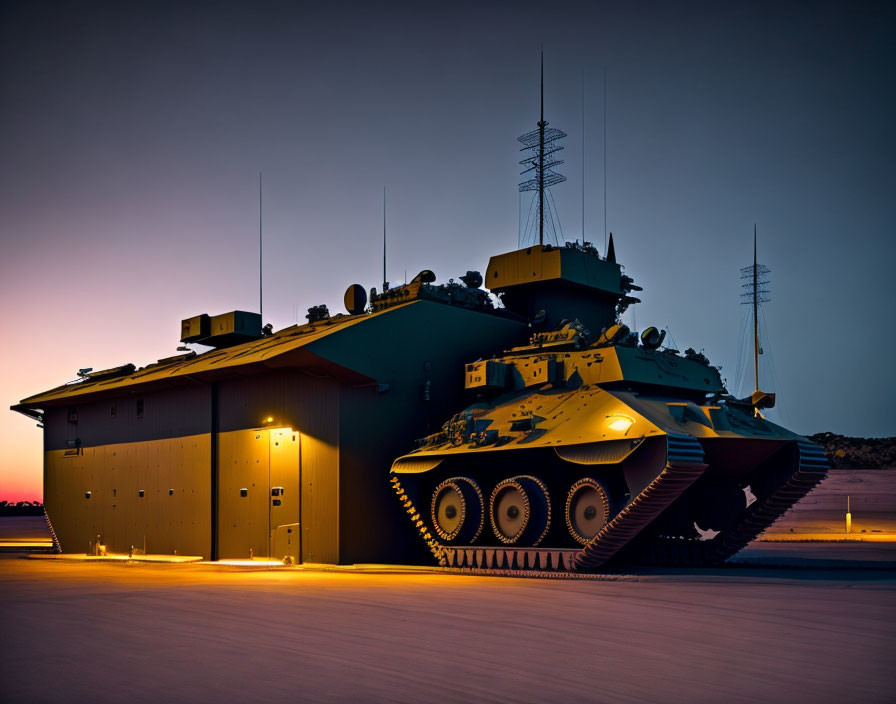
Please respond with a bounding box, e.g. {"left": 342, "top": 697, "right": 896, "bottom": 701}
{"left": 603, "top": 68, "right": 607, "bottom": 253}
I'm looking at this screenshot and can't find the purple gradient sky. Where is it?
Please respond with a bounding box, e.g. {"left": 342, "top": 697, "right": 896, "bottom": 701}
{"left": 2, "top": 1, "right": 894, "bottom": 500}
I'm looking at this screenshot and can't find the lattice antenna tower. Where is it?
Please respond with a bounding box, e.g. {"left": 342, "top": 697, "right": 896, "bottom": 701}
{"left": 740, "top": 224, "right": 770, "bottom": 393}
{"left": 519, "top": 51, "right": 567, "bottom": 246}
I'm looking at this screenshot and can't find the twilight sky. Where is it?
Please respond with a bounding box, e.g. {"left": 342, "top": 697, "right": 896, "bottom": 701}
{"left": 1, "top": 0, "right": 894, "bottom": 500}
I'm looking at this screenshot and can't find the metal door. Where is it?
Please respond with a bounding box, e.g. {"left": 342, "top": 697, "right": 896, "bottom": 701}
{"left": 269, "top": 428, "right": 301, "bottom": 562}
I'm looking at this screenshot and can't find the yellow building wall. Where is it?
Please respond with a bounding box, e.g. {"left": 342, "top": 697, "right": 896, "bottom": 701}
{"left": 44, "top": 434, "right": 212, "bottom": 557}
{"left": 298, "top": 431, "right": 338, "bottom": 564}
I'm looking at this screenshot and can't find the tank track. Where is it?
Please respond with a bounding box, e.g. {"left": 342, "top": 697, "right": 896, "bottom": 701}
{"left": 43, "top": 506, "right": 63, "bottom": 554}
{"left": 702, "top": 439, "right": 828, "bottom": 562}
{"left": 574, "top": 434, "right": 707, "bottom": 570}
{"left": 390, "top": 434, "right": 709, "bottom": 573}
{"left": 390, "top": 475, "right": 448, "bottom": 567}
{"left": 617, "top": 438, "right": 830, "bottom": 566}
{"left": 392, "top": 436, "right": 829, "bottom": 573}
{"left": 390, "top": 475, "right": 582, "bottom": 572}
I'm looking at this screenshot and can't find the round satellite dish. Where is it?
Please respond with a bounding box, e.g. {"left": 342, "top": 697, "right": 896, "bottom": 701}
{"left": 344, "top": 284, "right": 367, "bottom": 315}
{"left": 640, "top": 326, "right": 666, "bottom": 350}
{"left": 460, "top": 270, "right": 483, "bottom": 288}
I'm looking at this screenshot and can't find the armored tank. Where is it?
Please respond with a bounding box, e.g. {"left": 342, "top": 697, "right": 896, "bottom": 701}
{"left": 389, "top": 239, "right": 828, "bottom": 572}
{"left": 388, "top": 57, "right": 827, "bottom": 572}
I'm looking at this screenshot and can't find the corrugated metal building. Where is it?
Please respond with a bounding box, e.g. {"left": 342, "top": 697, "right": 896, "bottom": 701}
{"left": 12, "top": 296, "right": 527, "bottom": 563}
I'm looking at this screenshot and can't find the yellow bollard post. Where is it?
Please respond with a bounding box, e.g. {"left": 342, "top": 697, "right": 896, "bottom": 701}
{"left": 846, "top": 495, "right": 851, "bottom": 535}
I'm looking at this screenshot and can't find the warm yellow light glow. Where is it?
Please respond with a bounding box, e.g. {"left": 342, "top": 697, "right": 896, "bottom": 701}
{"left": 215, "top": 559, "right": 288, "bottom": 567}
{"left": 607, "top": 415, "right": 634, "bottom": 433}
{"left": 265, "top": 416, "right": 274, "bottom": 423}
{"left": 0, "top": 539, "right": 52, "bottom": 548}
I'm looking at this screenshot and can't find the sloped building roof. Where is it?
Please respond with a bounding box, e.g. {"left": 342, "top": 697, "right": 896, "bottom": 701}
{"left": 12, "top": 303, "right": 421, "bottom": 416}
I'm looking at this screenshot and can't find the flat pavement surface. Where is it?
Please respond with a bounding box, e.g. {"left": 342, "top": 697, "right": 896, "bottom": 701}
{"left": 0, "top": 516, "right": 53, "bottom": 552}
{"left": 1, "top": 554, "right": 894, "bottom": 704}
{"left": 761, "top": 468, "right": 896, "bottom": 538}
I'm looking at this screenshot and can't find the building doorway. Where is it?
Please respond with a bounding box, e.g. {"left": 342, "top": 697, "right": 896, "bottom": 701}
{"left": 217, "top": 427, "right": 301, "bottom": 561}
{"left": 268, "top": 427, "right": 300, "bottom": 562}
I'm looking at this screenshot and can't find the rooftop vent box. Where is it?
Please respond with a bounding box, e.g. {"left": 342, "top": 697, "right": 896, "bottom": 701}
{"left": 202, "top": 311, "right": 262, "bottom": 348}
{"left": 180, "top": 314, "right": 210, "bottom": 343}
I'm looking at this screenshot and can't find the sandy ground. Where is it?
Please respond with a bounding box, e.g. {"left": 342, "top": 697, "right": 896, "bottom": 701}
{"left": 1, "top": 555, "right": 894, "bottom": 704}
{"left": 762, "top": 469, "right": 896, "bottom": 538}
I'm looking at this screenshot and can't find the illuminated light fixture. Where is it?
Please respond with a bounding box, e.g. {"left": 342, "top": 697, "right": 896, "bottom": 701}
{"left": 262, "top": 416, "right": 274, "bottom": 425}
{"left": 606, "top": 415, "right": 634, "bottom": 434}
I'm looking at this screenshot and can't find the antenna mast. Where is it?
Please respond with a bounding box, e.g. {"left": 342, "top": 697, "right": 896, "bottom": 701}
{"left": 382, "top": 186, "right": 387, "bottom": 292}
{"left": 518, "top": 50, "right": 566, "bottom": 247}
{"left": 740, "top": 224, "right": 770, "bottom": 393}
{"left": 259, "top": 171, "right": 263, "bottom": 319}
{"left": 753, "top": 227, "right": 758, "bottom": 390}
{"left": 603, "top": 68, "right": 607, "bottom": 253}
{"left": 539, "top": 52, "right": 545, "bottom": 246}
{"left": 581, "top": 68, "right": 585, "bottom": 241}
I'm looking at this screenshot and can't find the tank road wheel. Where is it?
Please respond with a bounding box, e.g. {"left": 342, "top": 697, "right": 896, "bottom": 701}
{"left": 565, "top": 478, "right": 610, "bottom": 545}
{"left": 489, "top": 475, "right": 551, "bottom": 546}
{"left": 430, "top": 477, "right": 485, "bottom": 544}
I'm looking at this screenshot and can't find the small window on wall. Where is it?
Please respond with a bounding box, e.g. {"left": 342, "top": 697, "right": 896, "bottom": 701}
{"left": 110, "top": 404, "right": 117, "bottom": 418}
{"left": 136, "top": 399, "right": 144, "bottom": 419}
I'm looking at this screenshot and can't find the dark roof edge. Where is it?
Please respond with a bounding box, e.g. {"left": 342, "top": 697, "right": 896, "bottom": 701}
{"left": 14, "top": 349, "right": 378, "bottom": 410}
{"left": 10, "top": 404, "right": 42, "bottom": 421}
